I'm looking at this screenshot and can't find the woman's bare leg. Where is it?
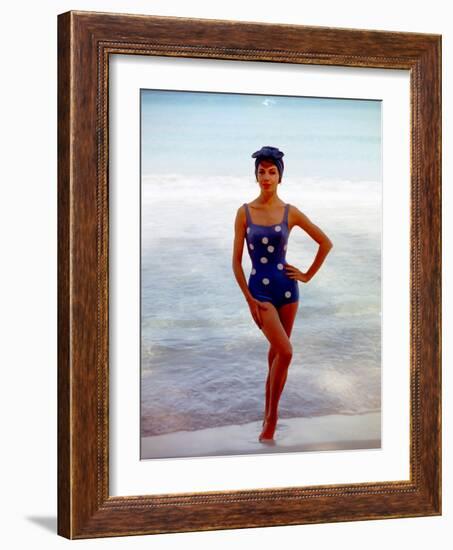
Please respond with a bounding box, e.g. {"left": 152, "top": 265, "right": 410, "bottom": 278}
{"left": 258, "top": 302, "right": 298, "bottom": 441}
{"left": 263, "top": 346, "right": 277, "bottom": 423}
{"left": 263, "top": 302, "right": 298, "bottom": 424}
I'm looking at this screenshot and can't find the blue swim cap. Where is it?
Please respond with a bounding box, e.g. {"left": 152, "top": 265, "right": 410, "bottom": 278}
{"left": 252, "top": 146, "right": 285, "bottom": 182}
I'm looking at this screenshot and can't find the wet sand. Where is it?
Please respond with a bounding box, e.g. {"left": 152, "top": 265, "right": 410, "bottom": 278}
{"left": 141, "top": 411, "right": 381, "bottom": 459}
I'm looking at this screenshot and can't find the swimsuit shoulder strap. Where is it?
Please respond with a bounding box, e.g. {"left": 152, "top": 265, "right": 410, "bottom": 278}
{"left": 284, "top": 203, "right": 290, "bottom": 224}
{"left": 243, "top": 203, "right": 252, "bottom": 224}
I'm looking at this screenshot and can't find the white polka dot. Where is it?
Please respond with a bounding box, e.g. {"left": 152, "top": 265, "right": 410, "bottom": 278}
{"left": 251, "top": 268, "right": 256, "bottom": 275}
{"left": 277, "top": 263, "right": 284, "bottom": 270}
{"left": 249, "top": 243, "right": 254, "bottom": 250}
{"left": 285, "top": 291, "right": 292, "bottom": 298}
{"left": 262, "top": 237, "right": 269, "bottom": 244}
{"left": 262, "top": 278, "right": 270, "bottom": 285}
{"left": 246, "top": 227, "right": 250, "bottom": 234}
{"left": 283, "top": 244, "right": 287, "bottom": 250}
{"left": 260, "top": 257, "right": 268, "bottom": 264}
{"left": 267, "top": 245, "right": 274, "bottom": 253}
{"left": 275, "top": 225, "right": 282, "bottom": 232}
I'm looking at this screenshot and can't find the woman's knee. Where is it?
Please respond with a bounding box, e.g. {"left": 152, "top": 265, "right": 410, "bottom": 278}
{"left": 276, "top": 342, "right": 293, "bottom": 362}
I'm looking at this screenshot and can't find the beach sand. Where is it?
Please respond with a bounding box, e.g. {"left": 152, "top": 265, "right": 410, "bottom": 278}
{"left": 141, "top": 411, "right": 381, "bottom": 459}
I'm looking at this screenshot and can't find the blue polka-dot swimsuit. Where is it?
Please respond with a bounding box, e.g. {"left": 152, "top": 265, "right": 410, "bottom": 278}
{"left": 244, "top": 203, "right": 299, "bottom": 309}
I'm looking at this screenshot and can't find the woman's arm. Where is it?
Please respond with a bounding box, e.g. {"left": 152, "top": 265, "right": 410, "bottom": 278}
{"left": 231, "top": 206, "right": 255, "bottom": 302}
{"left": 232, "top": 207, "right": 267, "bottom": 329}
{"left": 285, "top": 206, "right": 333, "bottom": 283}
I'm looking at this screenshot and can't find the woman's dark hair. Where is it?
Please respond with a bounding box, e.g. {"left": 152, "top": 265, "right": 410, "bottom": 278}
{"left": 252, "top": 146, "right": 285, "bottom": 182}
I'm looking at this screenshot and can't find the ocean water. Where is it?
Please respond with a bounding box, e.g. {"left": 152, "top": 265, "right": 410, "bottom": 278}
{"left": 141, "top": 92, "right": 381, "bottom": 182}
{"left": 140, "top": 174, "right": 381, "bottom": 437}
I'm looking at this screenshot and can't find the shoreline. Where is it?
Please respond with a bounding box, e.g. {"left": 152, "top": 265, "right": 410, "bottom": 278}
{"left": 141, "top": 411, "right": 381, "bottom": 460}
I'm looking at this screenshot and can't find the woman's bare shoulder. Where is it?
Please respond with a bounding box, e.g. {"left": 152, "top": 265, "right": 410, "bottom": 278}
{"left": 288, "top": 204, "right": 313, "bottom": 230}
{"left": 289, "top": 204, "right": 310, "bottom": 219}
{"left": 234, "top": 204, "right": 247, "bottom": 224}
{"left": 288, "top": 204, "right": 304, "bottom": 215}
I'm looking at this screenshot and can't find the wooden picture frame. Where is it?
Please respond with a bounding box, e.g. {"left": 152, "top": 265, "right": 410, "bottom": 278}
{"left": 57, "top": 10, "right": 441, "bottom": 539}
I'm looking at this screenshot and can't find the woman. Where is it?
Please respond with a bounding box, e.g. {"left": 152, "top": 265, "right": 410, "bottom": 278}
{"left": 232, "top": 146, "right": 333, "bottom": 442}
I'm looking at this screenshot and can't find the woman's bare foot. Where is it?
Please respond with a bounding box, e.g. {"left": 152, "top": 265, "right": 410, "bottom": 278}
{"left": 259, "top": 417, "right": 277, "bottom": 441}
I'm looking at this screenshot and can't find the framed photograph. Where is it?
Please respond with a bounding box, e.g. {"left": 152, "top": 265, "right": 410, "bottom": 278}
{"left": 58, "top": 11, "right": 441, "bottom": 539}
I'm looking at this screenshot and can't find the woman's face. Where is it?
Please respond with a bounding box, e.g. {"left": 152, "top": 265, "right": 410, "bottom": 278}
{"left": 256, "top": 160, "right": 280, "bottom": 191}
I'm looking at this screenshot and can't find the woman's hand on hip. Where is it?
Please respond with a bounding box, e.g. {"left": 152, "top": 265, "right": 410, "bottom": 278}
{"left": 284, "top": 263, "right": 310, "bottom": 283}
